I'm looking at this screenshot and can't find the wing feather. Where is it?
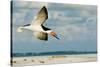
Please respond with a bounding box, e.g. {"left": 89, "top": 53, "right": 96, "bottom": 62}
{"left": 31, "top": 6, "right": 48, "bottom": 25}
{"left": 33, "top": 32, "right": 48, "bottom": 41}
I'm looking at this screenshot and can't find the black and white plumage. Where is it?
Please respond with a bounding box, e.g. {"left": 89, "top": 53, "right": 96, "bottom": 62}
{"left": 17, "top": 6, "right": 59, "bottom": 41}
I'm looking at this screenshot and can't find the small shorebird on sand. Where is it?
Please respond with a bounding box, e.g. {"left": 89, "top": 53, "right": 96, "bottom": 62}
{"left": 17, "top": 6, "right": 59, "bottom": 41}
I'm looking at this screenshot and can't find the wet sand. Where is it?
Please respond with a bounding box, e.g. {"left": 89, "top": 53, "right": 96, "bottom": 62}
{"left": 11, "top": 54, "right": 97, "bottom": 66}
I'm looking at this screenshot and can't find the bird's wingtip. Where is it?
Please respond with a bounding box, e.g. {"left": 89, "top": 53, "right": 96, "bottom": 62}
{"left": 43, "top": 6, "right": 46, "bottom": 8}
{"left": 42, "top": 6, "right": 47, "bottom": 9}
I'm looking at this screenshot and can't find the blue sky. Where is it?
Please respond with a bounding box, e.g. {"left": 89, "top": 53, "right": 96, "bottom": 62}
{"left": 12, "top": 1, "right": 97, "bottom": 53}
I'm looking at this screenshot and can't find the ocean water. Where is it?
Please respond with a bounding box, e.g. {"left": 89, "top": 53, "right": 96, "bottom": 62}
{"left": 12, "top": 51, "right": 97, "bottom": 57}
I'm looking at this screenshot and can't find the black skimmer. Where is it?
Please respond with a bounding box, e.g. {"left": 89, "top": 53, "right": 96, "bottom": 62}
{"left": 17, "top": 6, "right": 59, "bottom": 41}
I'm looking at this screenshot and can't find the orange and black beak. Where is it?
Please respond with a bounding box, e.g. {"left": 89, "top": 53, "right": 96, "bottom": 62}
{"left": 50, "top": 31, "right": 60, "bottom": 39}
{"left": 53, "top": 34, "right": 60, "bottom": 39}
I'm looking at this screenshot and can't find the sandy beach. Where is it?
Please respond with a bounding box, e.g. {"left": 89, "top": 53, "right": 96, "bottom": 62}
{"left": 11, "top": 54, "right": 97, "bottom": 66}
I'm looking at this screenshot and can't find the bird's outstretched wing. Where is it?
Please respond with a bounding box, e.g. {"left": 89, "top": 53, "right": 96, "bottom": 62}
{"left": 31, "top": 6, "right": 48, "bottom": 25}
{"left": 33, "top": 32, "right": 48, "bottom": 41}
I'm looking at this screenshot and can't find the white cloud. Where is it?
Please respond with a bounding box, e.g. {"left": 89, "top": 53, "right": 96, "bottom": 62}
{"left": 13, "top": 8, "right": 31, "bottom": 25}
{"left": 86, "top": 17, "right": 97, "bottom": 23}
{"left": 29, "top": 2, "right": 49, "bottom": 8}
{"left": 54, "top": 24, "right": 93, "bottom": 41}
{"left": 14, "top": 1, "right": 49, "bottom": 8}
{"left": 14, "top": 1, "right": 29, "bottom": 8}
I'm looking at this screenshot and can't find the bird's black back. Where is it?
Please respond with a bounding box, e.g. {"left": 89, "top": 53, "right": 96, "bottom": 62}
{"left": 41, "top": 25, "right": 51, "bottom": 31}
{"left": 23, "top": 24, "right": 30, "bottom": 27}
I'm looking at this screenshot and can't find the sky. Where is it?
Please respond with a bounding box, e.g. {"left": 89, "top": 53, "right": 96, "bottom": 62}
{"left": 12, "top": 1, "right": 97, "bottom": 53}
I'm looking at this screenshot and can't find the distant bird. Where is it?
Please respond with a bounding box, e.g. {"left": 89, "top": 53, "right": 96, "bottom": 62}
{"left": 17, "top": 6, "right": 59, "bottom": 41}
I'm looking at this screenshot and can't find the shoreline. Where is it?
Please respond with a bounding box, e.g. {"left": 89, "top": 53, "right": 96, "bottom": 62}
{"left": 11, "top": 54, "right": 97, "bottom": 66}
{"left": 12, "top": 53, "right": 97, "bottom": 57}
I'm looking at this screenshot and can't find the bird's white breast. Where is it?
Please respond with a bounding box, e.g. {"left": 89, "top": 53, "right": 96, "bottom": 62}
{"left": 31, "top": 25, "right": 44, "bottom": 32}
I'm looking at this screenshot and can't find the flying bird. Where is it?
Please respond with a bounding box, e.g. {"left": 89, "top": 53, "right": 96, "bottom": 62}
{"left": 17, "top": 6, "right": 59, "bottom": 41}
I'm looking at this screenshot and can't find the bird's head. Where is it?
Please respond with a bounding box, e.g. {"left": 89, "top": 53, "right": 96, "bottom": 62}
{"left": 49, "top": 31, "right": 60, "bottom": 39}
